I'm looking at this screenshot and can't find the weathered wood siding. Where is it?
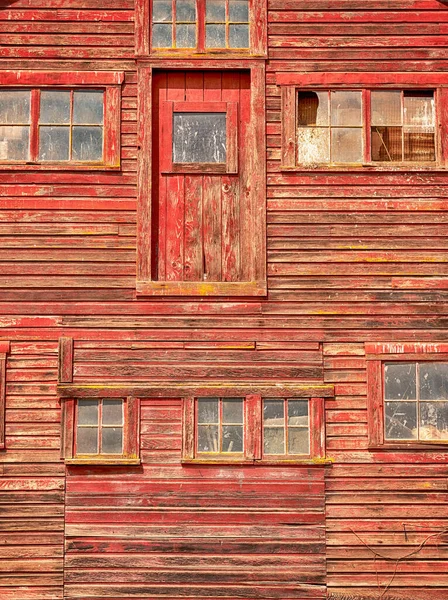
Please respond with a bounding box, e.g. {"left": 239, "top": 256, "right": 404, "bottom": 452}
{"left": 0, "top": 1, "right": 448, "bottom": 600}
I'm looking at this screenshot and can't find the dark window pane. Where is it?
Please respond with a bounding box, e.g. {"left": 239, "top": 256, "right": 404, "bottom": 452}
{"left": 0, "top": 126, "right": 29, "bottom": 160}
{"left": 222, "top": 398, "right": 243, "bottom": 424}
{"left": 102, "top": 400, "right": 123, "bottom": 425}
{"left": 420, "top": 401, "right": 448, "bottom": 441}
{"left": 176, "top": 24, "right": 196, "bottom": 47}
{"left": 419, "top": 363, "right": 448, "bottom": 400}
{"left": 371, "top": 126, "right": 403, "bottom": 162}
{"left": 39, "top": 126, "right": 70, "bottom": 161}
{"left": 72, "top": 126, "right": 103, "bottom": 161}
{"left": 288, "top": 400, "right": 309, "bottom": 427}
{"left": 229, "top": 0, "right": 249, "bottom": 22}
{"left": 198, "top": 424, "right": 219, "bottom": 452}
{"left": 263, "top": 399, "right": 284, "bottom": 426}
{"left": 102, "top": 427, "right": 123, "bottom": 454}
{"left": 197, "top": 398, "right": 219, "bottom": 424}
{"left": 229, "top": 24, "right": 249, "bottom": 48}
{"left": 76, "top": 427, "right": 99, "bottom": 454}
{"left": 153, "top": 23, "right": 173, "bottom": 47}
{"left": 78, "top": 400, "right": 99, "bottom": 425}
{"left": 173, "top": 112, "right": 226, "bottom": 163}
{"left": 40, "top": 91, "right": 70, "bottom": 124}
{"left": 206, "top": 0, "right": 226, "bottom": 22}
{"left": 264, "top": 428, "right": 285, "bottom": 455}
{"left": 0, "top": 91, "right": 30, "bottom": 124}
{"left": 297, "top": 91, "right": 329, "bottom": 127}
{"left": 385, "top": 401, "right": 417, "bottom": 440}
{"left": 176, "top": 0, "right": 196, "bottom": 22}
{"left": 153, "top": 0, "right": 173, "bottom": 21}
{"left": 222, "top": 425, "right": 243, "bottom": 452}
{"left": 206, "top": 24, "right": 226, "bottom": 47}
{"left": 288, "top": 428, "right": 309, "bottom": 455}
{"left": 384, "top": 363, "right": 416, "bottom": 400}
{"left": 73, "top": 91, "right": 104, "bottom": 125}
{"left": 404, "top": 132, "right": 435, "bottom": 162}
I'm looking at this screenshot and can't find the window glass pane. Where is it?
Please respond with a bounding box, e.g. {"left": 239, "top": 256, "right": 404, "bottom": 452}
{"left": 40, "top": 91, "right": 70, "bottom": 124}
{"left": 102, "top": 400, "right": 123, "bottom": 425}
{"left": 72, "top": 127, "right": 103, "bottom": 161}
{"left": 76, "top": 427, "right": 99, "bottom": 454}
{"left": 420, "top": 401, "right": 448, "bottom": 440}
{"left": 206, "top": 0, "right": 226, "bottom": 22}
{"left": 298, "top": 91, "right": 329, "bottom": 127}
{"left": 102, "top": 427, "right": 123, "bottom": 454}
{"left": 288, "top": 428, "right": 309, "bottom": 455}
{"left": 78, "top": 400, "right": 99, "bottom": 425}
{"left": 173, "top": 112, "right": 226, "bottom": 163}
{"left": 176, "top": 0, "right": 196, "bottom": 21}
{"left": 229, "top": 24, "right": 249, "bottom": 48}
{"left": 229, "top": 0, "right": 249, "bottom": 22}
{"left": 404, "top": 132, "right": 435, "bottom": 162}
{"left": 385, "top": 401, "right": 417, "bottom": 440}
{"left": 371, "top": 91, "right": 402, "bottom": 126}
{"left": 73, "top": 91, "right": 104, "bottom": 125}
{"left": 298, "top": 128, "right": 330, "bottom": 164}
{"left": 222, "top": 398, "right": 243, "bottom": 423}
{"left": 403, "top": 91, "right": 434, "bottom": 129}
{"left": 0, "top": 126, "right": 29, "bottom": 160}
{"left": 222, "top": 425, "right": 243, "bottom": 452}
{"left": 331, "top": 127, "right": 363, "bottom": 163}
{"left": 384, "top": 363, "right": 417, "bottom": 400}
{"left": 198, "top": 424, "right": 219, "bottom": 451}
{"left": 264, "top": 428, "right": 285, "bottom": 455}
{"left": 206, "top": 24, "right": 226, "bottom": 47}
{"left": 176, "top": 23, "right": 196, "bottom": 47}
{"left": 288, "top": 400, "right": 309, "bottom": 426}
{"left": 153, "top": 0, "right": 173, "bottom": 21}
{"left": 198, "top": 398, "right": 219, "bottom": 423}
{"left": 153, "top": 23, "right": 173, "bottom": 47}
{"left": 331, "top": 91, "right": 362, "bottom": 126}
{"left": 419, "top": 363, "right": 448, "bottom": 400}
{"left": 39, "top": 126, "right": 70, "bottom": 161}
{"left": 371, "top": 126, "right": 402, "bottom": 162}
{"left": 0, "top": 91, "right": 30, "bottom": 124}
{"left": 263, "top": 399, "right": 285, "bottom": 426}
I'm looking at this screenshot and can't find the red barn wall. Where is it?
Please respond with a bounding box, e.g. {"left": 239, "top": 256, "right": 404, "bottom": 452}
{"left": 1, "top": 1, "right": 448, "bottom": 600}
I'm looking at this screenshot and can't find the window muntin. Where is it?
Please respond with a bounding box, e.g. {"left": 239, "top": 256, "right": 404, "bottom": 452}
{"left": 151, "top": 0, "right": 249, "bottom": 51}
{"left": 371, "top": 90, "right": 435, "bottom": 162}
{"left": 76, "top": 398, "right": 124, "bottom": 456}
{"left": 263, "top": 398, "right": 310, "bottom": 456}
{"left": 290, "top": 88, "right": 437, "bottom": 167}
{"left": 384, "top": 362, "right": 448, "bottom": 442}
{"left": 0, "top": 88, "right": 105, "bottom": 164}
{"left": 172, "top": 112, "right": 227, "bottom": 163}
{"left": 196, "top": 397, "right": 244, "bottom": 454}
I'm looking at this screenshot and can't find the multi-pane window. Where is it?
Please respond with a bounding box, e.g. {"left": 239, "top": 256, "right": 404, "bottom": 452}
{"left": 283, "top": 87, "right": 438, "bottom": 167}
{"left": 384, "top": 362, "right": 448, "bottom": 442}
{"left": 263, "top": 398, "right": 310, "bottom": 456}
{"left": 151, "top": 0, "right": 249, "bottom": 50}
{"left": 0, "top": 89, "right": 105, "bottom": 164}
{"left": 196, "top": 397, "right": 244, "bottom": 454}
{"left": 76, "top": 399, "right": 124, "bottom": 456}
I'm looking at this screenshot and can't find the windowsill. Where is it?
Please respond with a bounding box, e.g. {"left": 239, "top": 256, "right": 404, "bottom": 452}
{"left": 369, "top": 442, "right": 448, "bottom": 451}
{"left": 280, "top": 164, "right": 444, "bottom": 172}
{"left": 0, "top": 162, "right": 120, "bottom": 171}
{"left": 65, "top": 457, "right": 141, "bottom": 465}
{"left": 181, "top": 458, "right": 333, "bottom": 465}
{"left": 136, "top": 280, "right": 267, "bottom": 297}
{"left": 143, "top": 50, "right": 266, "bottom": 59}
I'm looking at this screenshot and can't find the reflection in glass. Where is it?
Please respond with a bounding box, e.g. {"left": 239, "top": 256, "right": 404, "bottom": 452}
{"left": 153, "top": 23, "right": 173, "bottom": 47}
{"left": 420, "top": 401, "right": 448, "bottom": 440}
{"left": 384, "top": 363, "right": 417, "bottom": 400}
{"left": 206, "top": 24, "right": 226, "bottom": 47}
{"left": 420, "top": 363, "right": 448, "bottom": 400}
{"left": 78, "top": 400, "right": 99, "bottom": 425}
{"left": 331, "top": 91, "right": 362, "bottom": 127}
{"left": 40, "top": 91, "right": 71, "bottom": 124}
{"left": 102, "top": 400, "right": 123, "bottom": 425}
{"left": 176, "top": 23, "right": 196, "bottom": 47}
{"left": 0, "top": 90, "right": 30, "bottom": 124}
{"left": 173, "top": 112, "right": 226, "bottom": 163}
{"left": 229, "top": 24, "right": 249, "bottom": 47}
{"left": 331, "top": 128, "right": 363, "bottom": 163}
{"left": 0, "top": 126, "right": 30, "bottom": 161}
{"left": 39, "top": 126, "right": 70, "bottom": 161}
{"left": 102, "top": 427, "right": 123, "bottom": 454}
{"left": 198, "top": 398, "right": 219, "bottom": 423}
{"left": 73, "top": 91, "right": 104, "bottom": 125}
{"left": 385, "top": 401, "right": 417, "bottom": 440}
{"left": 76, "top": 427, "right": 99, "bottom": 454}
{"left": 72, "top": 127, "right": 103, "bottom": 161}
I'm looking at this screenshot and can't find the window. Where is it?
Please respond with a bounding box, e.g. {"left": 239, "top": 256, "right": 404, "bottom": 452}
{"left": 366, "top": 343, "right": 448, "bottom": 448}
{"left": 281, "top": 83, "right": 443, "bottom": 168}
{"left": 61, "top": 397, "right": 140, "bottom": 464}
{"left": 136, "top": 66, "right": 266, "bottom": 297}
{"left": 0, "top": 342, "right": 10, "bottom": 450}
{"left": 0, "top": 71, "right": 123, "bottom": 169}
{"left": 182, "top": 395, "right": 325, "bottom": 462}
{"left": 135, "top": 0, "right": 267, "bottom": 56}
